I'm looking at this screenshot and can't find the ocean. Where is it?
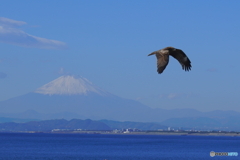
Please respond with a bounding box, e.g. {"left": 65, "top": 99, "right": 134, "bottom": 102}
{"left": 0, "top": 133, "right": 239, "bottom": 160}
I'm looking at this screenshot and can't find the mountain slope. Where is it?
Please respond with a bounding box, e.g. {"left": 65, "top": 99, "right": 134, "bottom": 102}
{"left": 0, "top": 75, "right": 154, "bottom": 121}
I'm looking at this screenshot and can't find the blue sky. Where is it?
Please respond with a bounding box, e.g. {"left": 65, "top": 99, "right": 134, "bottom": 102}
{"left": 0, "top": 0, "right": 240, "bottom": 112}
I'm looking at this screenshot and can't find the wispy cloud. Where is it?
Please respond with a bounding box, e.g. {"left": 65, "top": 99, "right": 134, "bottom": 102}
{"left": 206, "top": 68, "right": 218, "bottom": 72}
{"left": 58, "top": 67, "right": 65, "bottom": 75}
{"left": 159, "top": 92, "right": 198, "bottom": 100}
{"left": 135, "top": 97, "right": 144, "bottom": 101}
{"left": 159, "top": 93, "right": 180, "bottom": 99}
{"left": 57, "top": 67, "right": 71, "bottom": 75}
{"left": 0, "top": 72, "right": 7, "bottom": 79}
{"left": 0, "top": 17, "right": 26, "bottom": 27}
{"left": 0, "top": 17, "right": 67, "bottom": 50}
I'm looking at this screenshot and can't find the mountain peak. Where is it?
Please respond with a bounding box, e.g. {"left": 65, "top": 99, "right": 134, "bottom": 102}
{"left": 34, "top": 75, "right": 107, "bottom": 96}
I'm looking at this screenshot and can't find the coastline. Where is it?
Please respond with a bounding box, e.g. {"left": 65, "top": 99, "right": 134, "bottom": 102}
{"left": 2, "top": 130, "right": 240, "bottom": 136}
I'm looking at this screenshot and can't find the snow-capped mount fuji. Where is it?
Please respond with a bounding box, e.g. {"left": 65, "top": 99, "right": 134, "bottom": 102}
{"left": 0, "top": 75, "right": 155, "bottom": 121}
{"left": 34, "top": 75, "right": 108, "bottom": 96}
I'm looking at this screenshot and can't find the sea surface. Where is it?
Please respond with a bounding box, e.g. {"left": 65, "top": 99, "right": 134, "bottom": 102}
{"left": 0, "top": 132, "right": 239, "bottom": 160}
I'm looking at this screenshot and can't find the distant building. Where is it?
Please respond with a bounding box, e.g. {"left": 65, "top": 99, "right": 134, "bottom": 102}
{"left": 123, "top": 129, "right": 130, "bottom": 133}
{"left": 122, "top": 128, "right": 141, "bottom": 133}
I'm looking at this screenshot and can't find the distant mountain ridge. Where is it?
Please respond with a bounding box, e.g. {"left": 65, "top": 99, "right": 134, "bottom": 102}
{"left": 160, "top": 116, "right": 240, "bottom": 131}
{"left": 0, "top": 119, "right": 111, "bottom": 131}
{"left": 0, "top": 119, "right": 168, "bottom": 132}
{"left": 100, "top": 119, "right": 167, "bottom": 130}
{"left": 0, "top": 117, "right": 239, "bottom": 132}
{"left": 0, "top": 75, "right": 240, "bottom": 131}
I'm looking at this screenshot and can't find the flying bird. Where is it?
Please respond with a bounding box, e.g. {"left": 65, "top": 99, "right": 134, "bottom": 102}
{"left": 148, "top": 47, "right": 191, "bottom": 74}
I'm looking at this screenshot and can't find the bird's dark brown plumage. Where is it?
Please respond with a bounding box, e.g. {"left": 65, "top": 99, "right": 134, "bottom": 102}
{"left": 148, "top": 47, "right": 191, "bottom": 74}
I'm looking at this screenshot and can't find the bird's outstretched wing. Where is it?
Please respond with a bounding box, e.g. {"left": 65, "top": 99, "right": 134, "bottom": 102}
{"left": 148, "top": 51, "right": 169, "bottom": 74}
{"left": 170, "top": 49, "right": 191, "bottom": 71}
{"left": 157, "top": 54, "right": 169, "bottom": 74}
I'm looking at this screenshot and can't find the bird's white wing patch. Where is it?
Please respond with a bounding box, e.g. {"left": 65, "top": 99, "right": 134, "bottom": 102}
{"left": 160, "top": 49, "right": 169, "bottom": 54}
